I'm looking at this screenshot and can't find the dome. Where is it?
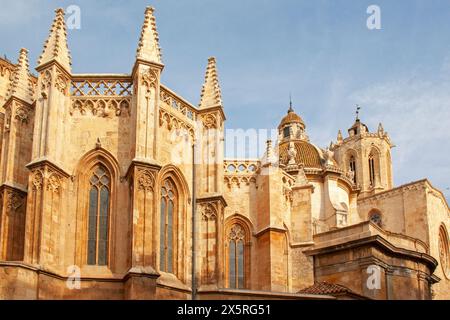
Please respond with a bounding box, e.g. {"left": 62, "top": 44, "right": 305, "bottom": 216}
{"left": 278, "top": 106, "right": 305, "bottom": 130}
{"left": 279, "top": 140, "right": 322, "bottom": 169}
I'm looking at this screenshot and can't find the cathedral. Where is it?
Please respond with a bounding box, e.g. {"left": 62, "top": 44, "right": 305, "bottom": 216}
{"left": 0, "top": 7, "right": 448, "bottom": 300}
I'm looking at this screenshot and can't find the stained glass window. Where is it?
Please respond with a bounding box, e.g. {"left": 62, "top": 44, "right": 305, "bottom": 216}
{"left": 87, "top": 165, "right": 110, "bottom": 266}
{"left": 228, "top": 224, "right": 246, "bottom": 289}
{"left": 160, "top": 179, "right": 176, "bottom": 273}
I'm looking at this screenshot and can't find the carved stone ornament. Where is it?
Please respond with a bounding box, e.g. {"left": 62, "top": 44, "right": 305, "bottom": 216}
{"left": 141, "top": 68, "right": 159, "bottom": 92}
{"left": 202, "top": 203, "right": 217, "bottom": 221}
{"left": 137, "top": 170, "right": 155, "bottom": 191}
{"left": 14, "top": 105, "right": 29, "bottom": 123}
{"left": 32, "top": 171, "right": 44, "bottom": 190}
{"left": 6, "top": 190, "right": 24, "bottom": 212}
{"left": 47, "top": 173, "right": 61, "bottom": 193}
{"left": 228, "top": 224, "right": 245, "bottom": 241}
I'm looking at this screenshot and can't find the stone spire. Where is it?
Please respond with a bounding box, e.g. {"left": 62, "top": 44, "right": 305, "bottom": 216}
{"left": 337, "top": 130, "right": 343, "bottom": 143}
{"left": 136, "top": 6, "right": 162, "bottom": 64}
{"left": 9, "top": 48, "right": 33, "bottom": 103}
{"left": 37, "top": 8, "right": 72, "bottom": 72}
{"left": 377, "top": 123, "right": 384, "bottom": 135}
{"left": 199, "top": 57, "right": 223, "bottom": 109}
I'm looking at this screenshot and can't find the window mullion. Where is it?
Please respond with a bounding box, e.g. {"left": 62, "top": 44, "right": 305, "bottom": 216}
{"left": 235, "top": 241, "right": 238, "bottom": 288}
{"left": 96, "top": 185, "right": 100, "bottom": 265}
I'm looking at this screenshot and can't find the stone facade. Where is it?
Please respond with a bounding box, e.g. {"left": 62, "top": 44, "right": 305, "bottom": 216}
{"left": 0, "top": 7, "right": 448, "bottom": 300}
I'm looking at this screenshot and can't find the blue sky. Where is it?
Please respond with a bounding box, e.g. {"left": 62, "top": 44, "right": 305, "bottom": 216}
{"left": 1, "top": 0, "right": 449, "bottom": 200}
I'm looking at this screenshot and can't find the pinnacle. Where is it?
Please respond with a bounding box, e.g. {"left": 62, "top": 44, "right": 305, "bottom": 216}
{"left": 37, "top": 8, "right": 72, "bottom": 72}
{"left": 9, "top": 48, "right": 33, "bottom": 103}
{"left": 136, "top": 6, "right": 162, "bottom": 64}
{"left": 199, "top": 57, "right": 223, "bottom": 109}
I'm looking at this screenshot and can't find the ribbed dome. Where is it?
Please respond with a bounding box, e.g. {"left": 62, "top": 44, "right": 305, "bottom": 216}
{"left": 279, "top": 141, "right": 322, "bottom": 168}
{"left": 278, "top": 107, "right": 304, "bottom": 129}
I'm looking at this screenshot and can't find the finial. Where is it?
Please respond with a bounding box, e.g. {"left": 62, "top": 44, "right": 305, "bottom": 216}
{"left": 337, "top": 129, "right": 343, "bottom": 143}
{"left": 96, "top": 138, "right": 102, "bottom": 149}
{"left": 266, "top": 139, "right": 274, "bottom": 162}
{"left": 288, "top": 93, "right": 293, "bottom": 113}
{"left": 355, "top": 104, "right": 361, "bottom": 120}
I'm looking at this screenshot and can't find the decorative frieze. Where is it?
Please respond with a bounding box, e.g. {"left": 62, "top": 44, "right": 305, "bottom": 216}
{"left": 160, "top": 86, "right": 196, "bottom": 121}
{"left": 159, "top": 108, "right": 194, "bottom": 138}
{"left": 224, "top": 160, "right": 259, "bottom": 175}
{"left": 71, "top": 78, "right": 132, "bottom": 97}
{"left": 224, "top": 176, "right": 257, "bottom": 189}
{"left": 70, "top": 98, "right": 131, "bottom": 117}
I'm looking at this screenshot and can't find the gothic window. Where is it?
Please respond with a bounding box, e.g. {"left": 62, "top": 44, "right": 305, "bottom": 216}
{"left": 160, "top": 179, "right": 176, "bottom": 273}
{"left": 368, "top": 152, "right": 375, "bottom": 186}
{"left": 283, "top": 126, "right": 290, "bottom": 138}
{"left": 87, "top": 165, "right": 111, "bottom": 266}
{"left": 439, "top": 225, "right": 450, "bottom": 279}
{"left": 228, "top": 224, "right": 245, "bottom": 289}
{"left": 369, "top": 210, "right": 382, "bottom": 227}
{"left": 349, "top": 155, "right": 357, "bottom": 183}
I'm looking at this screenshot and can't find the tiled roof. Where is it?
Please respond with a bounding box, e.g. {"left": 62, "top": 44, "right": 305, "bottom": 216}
{"left": 279, "top": 140, "right": 322, "bottom": 169}
{"left": 278, "top": 108, "right": 304, "bottom": 129}
{"left": 298, "top": 282, "right": 355, "bottom": 295}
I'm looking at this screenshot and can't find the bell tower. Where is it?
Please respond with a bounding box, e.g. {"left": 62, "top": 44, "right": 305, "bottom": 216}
{"left": 332, "top": 107, "right": 394, "bottom": 197}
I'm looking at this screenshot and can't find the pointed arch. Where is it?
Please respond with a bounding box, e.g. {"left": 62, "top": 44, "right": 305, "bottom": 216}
{"left": 368, "top": 147, "right": 381, "bottom": 187}
{"left": 224, "top": 214, "right": 253, "bottom": 289}
{"left": 74, "top": 147, "right": 121, "bottom": 179}
{"left": 157, "top": 164, "right": 191, "bottom": 203}
{"left": 345, "top": 149, "right": 358, "bottom": 184}
{"left": 438, "top": 224, "right": 450, "bottom": 279}
{"left": 74, "top": 148, "right": 120, "bottom": 269}
{"left": 156, "top": 165, "right": 190, "bottom": 281}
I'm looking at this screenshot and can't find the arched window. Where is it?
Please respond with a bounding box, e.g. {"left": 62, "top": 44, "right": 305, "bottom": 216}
{"left": 439, "top": 225, "right": 450, "bottom": 278}
{"left": 228, "top": 224, "right": 245, "bottom": 289}
{"left": 368, "top": 152, "right": 376, "bottom": 186}
{"left": 160, "top": 179, "right": 176, "bottom": 273}
{"left": 349, "top": 155, "right": 357, "bottom": 183}
{"left": 369, "top": 210, "right": 382, "bottom": 227}
{"left": 283, "top": 126, "right": 290, "bottom": 138}
{"left": 87, "top": 165, "right": 111, "bottom": 266}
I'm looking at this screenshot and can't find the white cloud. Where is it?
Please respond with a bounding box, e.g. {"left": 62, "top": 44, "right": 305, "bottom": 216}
{"left": 350, "top": 63, "right": 450, "bottom": 201}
